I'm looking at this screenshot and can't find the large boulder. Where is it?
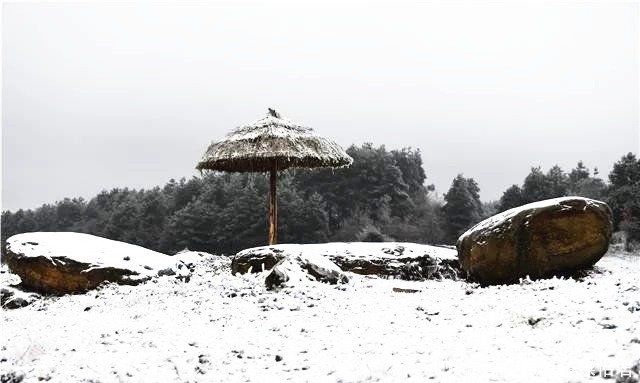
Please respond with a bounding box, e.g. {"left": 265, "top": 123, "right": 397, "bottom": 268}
{"left": 234, "top": 243, "right": 463, "bottom": 281}
{"left": 457, "top": 197, "right": 613, "bottom": 285}
{"left": 4, "top": 232, "right": 194, "bottom": 294}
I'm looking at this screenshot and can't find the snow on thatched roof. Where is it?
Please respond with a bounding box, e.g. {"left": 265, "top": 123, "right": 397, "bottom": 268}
{"left": 196, "top": 109, "right": 353, "bottom": 172}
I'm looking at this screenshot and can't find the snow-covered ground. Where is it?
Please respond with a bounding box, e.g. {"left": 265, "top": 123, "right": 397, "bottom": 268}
{"left": 1, "top": 249, "right": 639, "bottom": 383}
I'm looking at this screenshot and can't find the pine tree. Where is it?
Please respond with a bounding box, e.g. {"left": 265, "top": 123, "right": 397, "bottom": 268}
{"left": 567, "top": 161, "right": 607, "bottom": 198}
{"left": 172, "top": 177, "right": 204, "bottom": 212}
{"left": 607, "top": 153, "right": 640, "bottom": 235}
{"left": 293, "top": 143, "right": 431, "bottom": 237}
{"left": 105, "top": 193, "right": 140, "bottom": 243}
{"left": 545, "top": 165, "right": 569, "bottom": 198}
{"left": 137, "top": 188, "right": 167, "bottom": 250}
{"left": 609, "top": 153, "right": 640, "bottom": 188}
{"left": 33, "top": 204, "right": 58, "bottom": 232}
{"left": 522, "top": 167, "right": 552, "bottom": 203}
{"left": 278, "top": 181, "right": 330, "bottom": 244}
{"left": 620, "top": 202, "right": 640, "bottom": 250}
{"left": 572, "top": 177, "right": 607, "bottom": 200}
{"left": 56, "top": 198, "right": 86, "bottom": 231}
{"left": 1, "top": 211, "right": 18, "bottom": 246}
{"left": 442, "top": 174, "right": 483, "bottom": 244}
{"left": 568, "top": 161, "right": 590, "bottom": 186}
{"left": 498, "top": 185, "right": 525, "bottom": 212}
{"left": 166, "top": 198, "right": 219, "bottom": 253}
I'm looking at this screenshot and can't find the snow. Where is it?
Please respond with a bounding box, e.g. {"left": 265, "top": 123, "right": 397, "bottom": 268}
{"left": 6, "top": 233, "right": 199, "bottom": 281}
{"left": 171, "top": 251, "right": 209, "bottom": 267}
{"left": 2, "top": 247, "right": 638, "bottom": 382}
{"left": 458, "top": 196, "right": 607, "bottom": 243}
{"left": 226, "top": 115, "right": 315, "bottom": 141}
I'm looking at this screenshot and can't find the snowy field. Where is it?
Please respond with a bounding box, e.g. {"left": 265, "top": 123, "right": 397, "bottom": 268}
{"left": 1, "top": 249, "right": 639, "bottom": 383}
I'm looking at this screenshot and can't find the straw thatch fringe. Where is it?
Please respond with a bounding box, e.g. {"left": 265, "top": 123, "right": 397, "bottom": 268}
{"left": 196, "top": 112, "right": 353, "bottom": 172}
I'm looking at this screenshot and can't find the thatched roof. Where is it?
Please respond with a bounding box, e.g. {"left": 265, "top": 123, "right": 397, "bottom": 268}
{"left": 196, "top": 109, "right": 353, "bottom": 172}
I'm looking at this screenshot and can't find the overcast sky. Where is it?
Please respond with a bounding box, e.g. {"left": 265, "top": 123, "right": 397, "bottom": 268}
{"left": 2, "top": 2, "right": 638, "bottom": 211}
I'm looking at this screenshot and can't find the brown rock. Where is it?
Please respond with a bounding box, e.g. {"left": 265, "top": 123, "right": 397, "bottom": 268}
{"left": 5, "top": 251, "right": 149, "bottom": 294}
{"left": 4, "top": 232, "right": 190, "bottom": 294}
{"left": 457, "top": 197, "right": 613, "bottom": 285}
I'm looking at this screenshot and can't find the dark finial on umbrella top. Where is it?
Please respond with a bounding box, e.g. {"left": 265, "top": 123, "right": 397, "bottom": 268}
{"left": 268, "top": 108, "right": 280, "bottom": 118}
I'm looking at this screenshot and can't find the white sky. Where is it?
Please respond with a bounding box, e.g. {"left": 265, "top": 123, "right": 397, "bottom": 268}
{"left": 2, "top": 2, "right": 638, "bottom": 211}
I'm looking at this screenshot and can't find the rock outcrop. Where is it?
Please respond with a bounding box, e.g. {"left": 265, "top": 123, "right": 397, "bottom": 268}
{"left": 457, "top": 197, "right": 613, "bottom": 285}
{"left": 234, "top": 243, "right": 463, "bottom": 281}
{"left": 4, "top": 232, "right": 196, "bottom": 294}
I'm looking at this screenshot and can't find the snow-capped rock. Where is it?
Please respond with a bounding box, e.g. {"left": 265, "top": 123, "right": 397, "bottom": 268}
{"left": 457, "top": 197, "right": 613, "bottom": 285}
{"left": 0, "top": 286, "right": 39, "bottom": 309}
{"left": 234, "top": 242, "right": 462, "bottom": 281}
{"left": 4, "top": 232, "right": 200, "bottom": 294}
{"left": 232, "top": 247, "right": 285, "bottom": 275}
{"left": 265, "top": 252, "right": 348, "bottom": 290}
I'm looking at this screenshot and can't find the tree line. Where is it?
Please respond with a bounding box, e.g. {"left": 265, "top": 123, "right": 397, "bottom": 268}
{"left": 494, "top": 154, "right": 640, "bottom": 247}
{"left": 2, "top": 145, "right": 639, "bottom": 255}
{"left": 1, "top": 144, "right": 443, "bottom": 255}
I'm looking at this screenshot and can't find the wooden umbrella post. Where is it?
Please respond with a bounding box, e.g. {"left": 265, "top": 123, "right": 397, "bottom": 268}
{"left": 268, "top": 163, "right": 278, "bottom": 245}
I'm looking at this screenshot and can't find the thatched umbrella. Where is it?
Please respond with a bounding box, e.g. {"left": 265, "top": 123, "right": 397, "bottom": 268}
{"left": 196, "top": 108, "right": 353, "bottom": 245}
